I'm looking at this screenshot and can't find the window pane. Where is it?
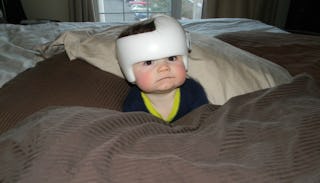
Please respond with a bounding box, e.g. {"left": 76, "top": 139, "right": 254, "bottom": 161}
{"left": 98, "top": 0, "right": 136, "bottom": 22}
{"left": 130, "top": 0, "right": 171, "bottom": 21}
{"left": 181, "top": 0, "right": 203, "bottom": 19}
{"left": 99, "top": 13, "right": 136, "bottom": 22}
{"left": 97, "top": 0, "right": 202, "bottom": 22}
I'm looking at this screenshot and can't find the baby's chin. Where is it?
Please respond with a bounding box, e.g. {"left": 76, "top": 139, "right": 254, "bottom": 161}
{"left": 148, "top": 83, "right": 182, "bottom": 94}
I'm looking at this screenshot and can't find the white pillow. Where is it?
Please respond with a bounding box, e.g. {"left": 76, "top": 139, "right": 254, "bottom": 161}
{"left": 41, "top": 27, "right": 292, "bottom": 105}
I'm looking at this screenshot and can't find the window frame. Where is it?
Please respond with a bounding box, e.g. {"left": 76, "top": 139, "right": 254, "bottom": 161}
{"left": 95, "top": 0, "right": 183, "bottom": 22}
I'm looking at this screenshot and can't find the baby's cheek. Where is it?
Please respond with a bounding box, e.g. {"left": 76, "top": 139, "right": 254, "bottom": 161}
{"left": 176, "top": 66, "right": 187, "bottom": 80}
{"left": 135, "top": 73, "right": 152, "bottom": 91}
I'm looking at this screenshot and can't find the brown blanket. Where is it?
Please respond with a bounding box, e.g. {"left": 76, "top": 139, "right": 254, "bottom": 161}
{"left": 1, "top": 74, "right": 320, "bottom": 183}
{"left": 0, "top": 52, "right": 130, "bottom": 134}
{"left": 217, "top": 31, "right": 320, "bottom": 85}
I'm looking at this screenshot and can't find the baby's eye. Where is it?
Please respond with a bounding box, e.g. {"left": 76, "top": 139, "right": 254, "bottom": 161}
{"left": 143, "top": 60, "right": 153, "bottom": 66}
{"left": 168, "top": 56, "right": 177, "bottom": 61}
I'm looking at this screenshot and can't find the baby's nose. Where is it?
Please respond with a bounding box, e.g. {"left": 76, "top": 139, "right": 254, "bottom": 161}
{"left": 157, "top": 61, "right": 170, "bottom": 72}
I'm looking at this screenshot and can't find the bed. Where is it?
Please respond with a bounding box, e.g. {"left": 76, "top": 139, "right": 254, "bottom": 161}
{"left": 0, "top": 18, "right": 320, "bottom": 182}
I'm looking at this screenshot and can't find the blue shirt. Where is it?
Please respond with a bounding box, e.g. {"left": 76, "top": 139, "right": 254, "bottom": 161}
{"left": 123, "top": 78, "right": 209, "bottom": 122}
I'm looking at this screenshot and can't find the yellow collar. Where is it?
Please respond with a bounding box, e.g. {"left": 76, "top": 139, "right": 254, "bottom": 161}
{"left": 141, "top": 88, "right": 180, "bottom": 123}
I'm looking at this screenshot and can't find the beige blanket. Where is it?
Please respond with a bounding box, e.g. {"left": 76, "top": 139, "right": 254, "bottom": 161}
{"left": 1, "top": 74, "right": 319, "bottom": 183}
{"left": 38, "top": 27, "right": 292, "bottom": 105}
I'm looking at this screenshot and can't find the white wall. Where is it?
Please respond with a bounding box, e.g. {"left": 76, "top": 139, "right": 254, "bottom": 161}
{"left": 21, "top": 0, "right": 70, "bottom": 21}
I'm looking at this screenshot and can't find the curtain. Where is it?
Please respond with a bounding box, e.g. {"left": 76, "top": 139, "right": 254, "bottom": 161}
{"left": 69, "top": 0, "right": 97, "bottom": 22}
{"left": 202, "top": 0, "right": 291, "bottom": 28}
{"left": 1, "top": 0, "right": 27, "bottom": 24}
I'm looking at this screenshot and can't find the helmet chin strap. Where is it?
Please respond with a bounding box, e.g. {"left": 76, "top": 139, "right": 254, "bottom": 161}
{"left": 116, "top": 15, "right": 190, "bottom": 83}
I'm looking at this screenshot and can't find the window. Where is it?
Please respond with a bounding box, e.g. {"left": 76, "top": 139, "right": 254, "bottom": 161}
{"left": 96, "top": 0, "right": 203, "bottom": 22}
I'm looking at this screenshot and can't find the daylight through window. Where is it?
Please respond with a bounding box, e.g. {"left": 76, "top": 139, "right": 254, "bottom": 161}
{"left": 96, "top": 0, "right": 203, "bottom": 22}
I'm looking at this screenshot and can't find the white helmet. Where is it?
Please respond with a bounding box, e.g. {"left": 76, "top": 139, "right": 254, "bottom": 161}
{"left": 116, "top": 15, "right": 190, "bottom": 83}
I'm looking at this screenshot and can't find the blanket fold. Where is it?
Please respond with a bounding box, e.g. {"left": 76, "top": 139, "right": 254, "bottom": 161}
{"left": 0, "top": 74, "right": 319, "bottom": 183}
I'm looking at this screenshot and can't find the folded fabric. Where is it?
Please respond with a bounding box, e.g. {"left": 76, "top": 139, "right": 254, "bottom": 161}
{"left": 1, "top": 74, "right": 319, "bottom": 183}
{"left": 39, "top": 26, "right": 292, "bottom": 104}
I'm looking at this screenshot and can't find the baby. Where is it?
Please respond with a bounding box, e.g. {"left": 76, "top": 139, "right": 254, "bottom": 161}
{"left": 116, "top": 15, "right": 208, "bottom": 123}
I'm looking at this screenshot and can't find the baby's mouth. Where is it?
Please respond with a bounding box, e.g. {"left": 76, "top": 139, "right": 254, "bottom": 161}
{"left": 157, "top": 76, "right": 174, "bottom": 82}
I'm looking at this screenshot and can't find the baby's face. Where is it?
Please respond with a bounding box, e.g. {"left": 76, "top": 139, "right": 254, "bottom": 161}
{"left": 133, "top": 55, "right": 186, "bottom": 93}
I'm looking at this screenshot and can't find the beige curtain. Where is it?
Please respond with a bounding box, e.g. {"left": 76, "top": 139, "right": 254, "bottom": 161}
{"left": 69, "top": 0, "right": 97, "bottom": 22}
{"left": 202, "top": 0, "right": 291, "bottom": 28}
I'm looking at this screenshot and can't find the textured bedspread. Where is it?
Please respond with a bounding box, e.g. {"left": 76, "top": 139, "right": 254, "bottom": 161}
{"left": 217, "top": 31, "right": 320, "bottom": 85}
{"left": 1, "top": 74, "right": 319, "bottom": 183}
{"left": 0, "top": 19, "right": 285, "bottom": 88}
